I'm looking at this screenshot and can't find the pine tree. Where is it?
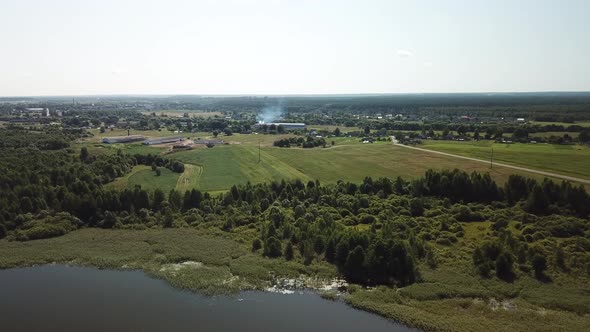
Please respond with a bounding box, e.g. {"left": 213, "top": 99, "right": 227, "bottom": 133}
{"left": 285, "top": 242, "right": 294, "bottom": 260}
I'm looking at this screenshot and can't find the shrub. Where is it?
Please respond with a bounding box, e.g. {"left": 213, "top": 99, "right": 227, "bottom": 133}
{"left": 264, "top": 236, "right": 282, "bottom": 258}
{"left": 496, "top": 252, "right": 514, "bottom": 281}
{"left": 284, "top": 242, "right": 294, "bottom": 260}
{"left": 359, "top": 214, "right": 376, "bottom": 224}
{"left": 14, "top": 212, "right": 79, "bottom": 241}
{"left": 518, "top": 264, "right": 531, "bottom": 273}
{"left": 17, "top": 224, "right": 68, "bottom": 241}
{"left": 492, "top": 219, "right": 509, "bottom": 231}
{"left": 436, "top": 237, "right": 452, "bottom": 246}
{"left": 252, "top": 238, "right": 262, "bottom": 251}
{"left": 426, "top": 249, "right": 438, "bottom": 269}
{"left": 410, "top": 199, "right": 424, "bottom": 217}
{"left": 532, "top": 254, "right": 548, "bottom": 278}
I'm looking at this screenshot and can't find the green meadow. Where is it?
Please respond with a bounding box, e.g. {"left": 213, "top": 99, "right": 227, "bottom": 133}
{"left": 107, "top": 165, "right": 181, "bottom": 192}
{"left": 92, "top": 131, "right": 590, "bottom": 193}
{"left": 173, "top": 145, "right": 311, "bottom": 192}
{"left": 169, "top": 142, "right": 582, "bottom": 193}
{"left": 420, "top": 140, "right": 590, "bottom": 180}
{"left": 529, "top": 121, "right": 590, "bottom": 127}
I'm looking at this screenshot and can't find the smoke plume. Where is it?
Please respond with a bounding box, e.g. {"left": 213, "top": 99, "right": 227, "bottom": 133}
{"left": 257, "top": 105, "right": 283, "bottom": 124}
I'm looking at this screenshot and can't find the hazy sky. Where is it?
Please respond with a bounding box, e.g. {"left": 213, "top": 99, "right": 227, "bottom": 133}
{"left": 1, "top": 0, "right": 589, "bottom": 96}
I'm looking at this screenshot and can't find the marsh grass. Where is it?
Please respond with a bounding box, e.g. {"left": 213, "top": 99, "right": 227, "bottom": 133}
{"left": 346, "top": 290, "right": 590, "bottom": 332}
{"left": 0, "top": 228, "right": 337, "bottom": 295}
{"left": 1, "top": 228, "right": 589, "bottom": 331}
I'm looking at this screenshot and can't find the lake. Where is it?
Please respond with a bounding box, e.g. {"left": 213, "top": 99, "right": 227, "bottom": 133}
{"left": 0, "top": 265, "right": 414, "bottom": 332}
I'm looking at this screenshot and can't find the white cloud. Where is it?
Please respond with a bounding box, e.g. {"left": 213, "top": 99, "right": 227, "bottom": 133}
{"left": 397, "top": 49, "right": 414, "bottom": 57}
{"left": 111, "top": 67, "right": 128, "bottom": 76}
{"left": 423, "top": 61, "right": 433, "bottom": 67}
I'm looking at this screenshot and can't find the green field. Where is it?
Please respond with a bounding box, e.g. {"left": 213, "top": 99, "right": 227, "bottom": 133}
{"left": 306, "top": 125, "right": 360, "bottom": 133}
{"left": 82, "top": 142, "right": 167, "bottom": 156}
{"left": 107, "top": 165, "right": 181, "bottom": 192}
{"left": 173, "top": 145, "right": 311, "bottom": 192}
{"left": 530, "top": 121, "right": 590, "bottom": 127}
{"left": 167, "top": 142, "right": 582, "bottom": 193}
{"left": 525, "top": 131, "right": 580, "bottom": 138}
{"left": 86, "top": 128, "right": 193, "bottom": 141}
{"left": 175, "top": 164, "right": 203, "bottom": 193}
{"left": 95, "top": 132, "right": 590, "bottom": 193}
{"left": 420, "top": 140, "right": 590, "bottom": 180}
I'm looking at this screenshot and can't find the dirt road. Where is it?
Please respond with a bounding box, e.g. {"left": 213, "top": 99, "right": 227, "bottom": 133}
{"left": 392, "top": 142, "right": 590, "bottom": 185}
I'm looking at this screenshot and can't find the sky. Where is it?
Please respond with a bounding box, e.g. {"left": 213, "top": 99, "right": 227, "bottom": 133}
{"left": 0, "top": 0, "right": 589, "bottom": 96}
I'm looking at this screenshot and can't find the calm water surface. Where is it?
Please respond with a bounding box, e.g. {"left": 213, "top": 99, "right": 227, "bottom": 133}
{"left": 0, "top": 265, "right": 414, "bottom": 332}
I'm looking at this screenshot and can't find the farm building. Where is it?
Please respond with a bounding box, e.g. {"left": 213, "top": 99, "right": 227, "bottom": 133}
{"left": 255, "top": 122, "right": 306, "bottom": 131}
{"left": 102, "top": 135, "right": 145, "bottom": 144}
{"left": 143, "top": 136, "right": 185, "bottom": 145}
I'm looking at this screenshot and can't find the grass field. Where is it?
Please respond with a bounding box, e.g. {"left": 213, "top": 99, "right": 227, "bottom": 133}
{"left": 306, "top": 125, "right": 360, "bottom": 133}
{"left": 92, "top": 131, "right": 590, "bottom": 193}
{"left": 222, "top": 133, "right": 298, "bottom": 146}
{"left": 530, "top": 121, "right": 590, "bottom": 127}
{"left": 173, "top": 145, "right": 312, "bottom": 192}
{"left": 420, "top": 140, "right": 590, "bottom": 180}
{"left": 82, "top": 142, "right": 168, "bottom": 156}
{"left": 175, "top": 164, "right": 203, "bottom": 192}
{"left": 86, "top": 128, "right": 192, "bottom": 141}
{"left": 167, "top": 142, "right": 580, "bottom": 192}
{"left": 107, "top": 165, "right": 181, "bottom": 192}
{"left": 525, "top": 131, "right": 580, "bottom": 138}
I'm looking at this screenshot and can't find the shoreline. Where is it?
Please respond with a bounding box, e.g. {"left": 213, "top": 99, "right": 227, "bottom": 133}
{"left": 1, "top": 228, "right": 588, "bottom": 332}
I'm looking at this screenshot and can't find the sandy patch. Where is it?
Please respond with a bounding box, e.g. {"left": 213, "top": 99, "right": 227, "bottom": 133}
{"left": 160, "top": 261, "right": 204, "bottom": 272}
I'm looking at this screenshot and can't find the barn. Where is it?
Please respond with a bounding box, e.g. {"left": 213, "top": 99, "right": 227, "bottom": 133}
{"left": 143, "top": 136, "right": 185, "bottom": 145}
{"left": 102, "top": 135, "right": 145, "bottom": 144}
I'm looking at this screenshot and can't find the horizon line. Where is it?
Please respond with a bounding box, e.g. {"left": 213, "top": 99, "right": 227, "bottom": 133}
{"left": 2, "top": 90, "right": 590, "bottom": 99}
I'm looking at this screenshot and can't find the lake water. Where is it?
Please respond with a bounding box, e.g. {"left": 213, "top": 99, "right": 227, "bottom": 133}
{"left": 0, "top": 265, "right": 414, "bottom": 332}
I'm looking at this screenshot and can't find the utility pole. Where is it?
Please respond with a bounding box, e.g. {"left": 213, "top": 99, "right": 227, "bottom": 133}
{"left": 258, "top": 138, "right": 261, "bottom": 163}
{"left": 490, "top": 147, "right": 494, "bottom": 169}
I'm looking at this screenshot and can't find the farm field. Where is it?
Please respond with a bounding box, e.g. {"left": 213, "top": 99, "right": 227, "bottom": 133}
{"left": 106, "top": 165, "right": 181, "bottom": 192}
{"left": 166, "top": 142, "right": 581, "bottom": 193}
{"left": 305, "top": 125, "right": 360, "bottom": 133}
{"left": 86, "top": 128, "right": 196, "bottom": 142}
{"left": 419, "top": 140, "right": 590, "bottom": 180}
{"left": 93, "top": 129, "right": 590, "bottom": 193}
{"left": 530, "top": 121, "right": 590, "bottom": 127}
{"left": 175, "top": 164, "right": 203, "bottom": 193}
{"left": 172, "top": 145, "right": 312, "bottom": 192}
{"left": 526, "top": 131, "right": 579, "bottom": 138}
{"left": 222, "top": 132, "right": 297, "bottom": 146}
{"left": 80, "top": 141, "right": 167, "bottom": 156}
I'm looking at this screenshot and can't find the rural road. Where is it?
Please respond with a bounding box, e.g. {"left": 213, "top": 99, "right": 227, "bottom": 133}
{"left": 392, "top": 141, "right": 590, "bottom": 185}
